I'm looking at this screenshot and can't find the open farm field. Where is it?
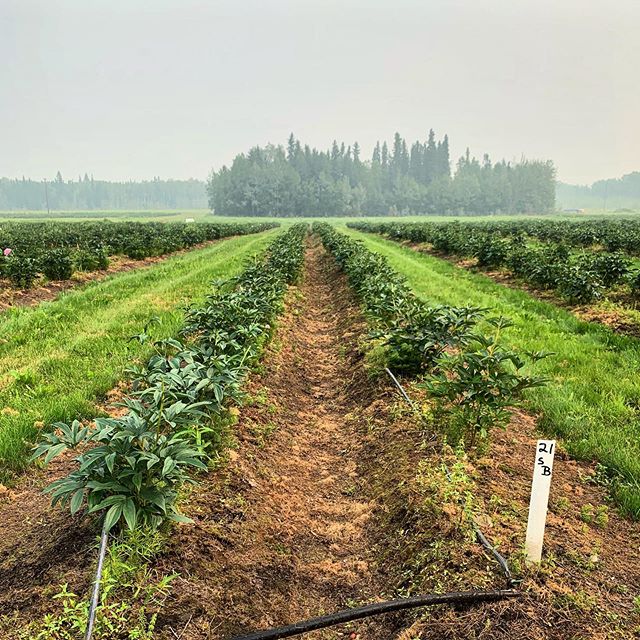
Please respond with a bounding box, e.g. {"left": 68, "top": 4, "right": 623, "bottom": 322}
{"left": 0, "top": 210, "right": 212, "bottom": 222}
{"left": 0, "top": 227, "right": 278, "bottom": 479}
{"left": 1, "top": 223, "right": 639, "bottom": 640}
{"left": 3, "top": 209, "right": 640, "bottom": 225}
{"left": 345, "top": 225, "right": 640, "bottom": 515}
{"left": 350, "top": 219, "right": 640, "bottom": 334}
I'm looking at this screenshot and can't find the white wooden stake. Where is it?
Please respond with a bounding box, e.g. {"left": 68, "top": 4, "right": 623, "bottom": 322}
{"left": 525, "top": 439, "right": 556, "bottom": 564}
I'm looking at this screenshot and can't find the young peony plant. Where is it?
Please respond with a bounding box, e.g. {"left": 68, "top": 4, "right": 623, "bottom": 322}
{"left": 32, "top": 396, "right": 208, "bottom": 532}
{"left": 424, "top": 317, "right": 552, "bottom": 447}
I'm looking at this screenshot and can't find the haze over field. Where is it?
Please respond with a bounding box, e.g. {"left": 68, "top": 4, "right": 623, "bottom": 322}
{"left": 2, "top": 0, "right": 639, "bottom": 185}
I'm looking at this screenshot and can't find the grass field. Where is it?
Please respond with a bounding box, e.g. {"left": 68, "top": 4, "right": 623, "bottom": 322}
{"left": 0, "top": 228, "right": 278, "bottom": 479}
{"left": 346, "top": 228, "right": 640, "bottom": 516}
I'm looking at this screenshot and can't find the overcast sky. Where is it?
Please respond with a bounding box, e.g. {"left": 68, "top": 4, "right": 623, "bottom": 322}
{"left": 2, "top": 0, "right": 638, "bottom": 185}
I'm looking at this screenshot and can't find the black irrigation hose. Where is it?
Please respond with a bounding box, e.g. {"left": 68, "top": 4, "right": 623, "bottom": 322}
{"left": 384, "top": 367, "right": 419, "bottom": 412}
{"left": 228, "top": 590, "right": 520, "bottom": 640}
{"left": 383, "top": 367, "right": 518, "bottom": 588}
{"left": 85, "top": 520, "right": 110, "bottom": 640}
{"left": 475, "top": 527, "right": 518, "bottom": 587}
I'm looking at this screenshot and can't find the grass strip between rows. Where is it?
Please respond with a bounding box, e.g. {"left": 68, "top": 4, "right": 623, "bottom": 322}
{"left": 345, "top": 226, "right": 640, "bottom": 517}
{"left": 24, "top": 224, "right": 307, "bottom": 637}
{"left": 0, "top": 229, "right": 279, "bottom": 479}
{"left": 348, "top": 220, "right": 640, "bottom": 304}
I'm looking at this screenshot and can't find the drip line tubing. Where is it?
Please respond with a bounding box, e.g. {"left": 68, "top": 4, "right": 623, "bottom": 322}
{"left": 85, "top": 520, "right": 110, "bottom": 640}
{"left": 383, "top": 367, "right": 517, "bottom": 588}
{"left": 228, "top": 589, "right": 520, "bottom": 640}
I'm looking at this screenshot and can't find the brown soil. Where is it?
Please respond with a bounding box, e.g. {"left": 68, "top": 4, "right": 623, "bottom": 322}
{"left": 153, "top": 241, "right": 399, "bottom": 640}
{"left": 367, "top": 377, "right": 640, "bottom": 639}
{"left": 0, "top": 450, "right": 99, "bottom": 628}
{"left": 0, "top": 240, "right": 220, "bottom": 313}
{"left": 572, "top": 305, "right": 640, "bottom": 337}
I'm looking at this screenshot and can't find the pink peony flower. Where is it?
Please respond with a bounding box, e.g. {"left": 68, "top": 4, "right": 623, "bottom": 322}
{"left": 2, "top": 248, "right": 11, "bottom": 256}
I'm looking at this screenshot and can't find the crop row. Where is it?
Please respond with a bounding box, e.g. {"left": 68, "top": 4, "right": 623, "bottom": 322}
{"left": 0, "top": 220, "right": 277, "bottom": 288}
{"left": 314, "top": 223, "right": 548, "bottom": 446}
{"left": 33, "top": 224, "right": 307, "bottom": 532}
{"left": 349, "top": 221, "right": 638, "bottom": 304}
{"left": 371, "top": 217, "right": 640, "bottom": 254}
{"left": 423, "top": 217, "right": 640, "bottom": 253}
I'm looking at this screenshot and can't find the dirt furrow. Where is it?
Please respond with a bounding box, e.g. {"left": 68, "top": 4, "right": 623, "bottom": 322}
{"left": 155, "top": 239, "right": 396, "bottom": 640}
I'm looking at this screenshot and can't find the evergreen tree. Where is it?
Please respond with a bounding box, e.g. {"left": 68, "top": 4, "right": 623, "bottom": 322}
{"left": 381, "top": 141, "right": 389, "bottom": 168}
{"left": 287, "top": 133, "right": 297, "bottom": 162}
{"left": 423, "top": 129, "right": 438, "bottom": 184}
{"left": 438, "top": 135, "right": 451, "bottom": 178}
{"left": 372, "top": 142, "right": 381, "bottom": 166}
{"left": 410, "top": 142, "right": 423, "bottom": 182}
{"left": 353, "top": 141, "right": 361, "bottom": 163}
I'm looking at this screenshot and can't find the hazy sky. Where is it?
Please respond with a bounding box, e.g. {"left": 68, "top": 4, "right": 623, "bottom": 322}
{"left": 2, "top": 0, "right": 639, "bottom": 185}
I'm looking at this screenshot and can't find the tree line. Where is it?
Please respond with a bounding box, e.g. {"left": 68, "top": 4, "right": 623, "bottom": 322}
{"left": 0, "top": 173, "right": 207, "bottom": 210}
{"left": 207, "top": 132, "right": 556, "bottom": 216}
{"left": 557, "top": 171, "right": 640, "bottom": 210}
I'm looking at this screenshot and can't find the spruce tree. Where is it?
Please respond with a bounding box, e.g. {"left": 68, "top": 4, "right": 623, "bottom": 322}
{"left": 287, "top": 133, "right": 297, "bottom": 162}
{"left": 372, "top": 141, "right": 381, "bottom": 166}
{"left": 410, "top": 142, "right": 422, "bottom": 181}
{"left": 439, "top": 135, "right": 451, "bottom": 177}
{"left": 353, "top": 141, "right": 361, "bottom": 163}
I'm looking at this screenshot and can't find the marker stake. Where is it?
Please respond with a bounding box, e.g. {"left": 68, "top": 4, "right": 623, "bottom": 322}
{"left": 525, "top": 439, "right": 556, "bottom": 564}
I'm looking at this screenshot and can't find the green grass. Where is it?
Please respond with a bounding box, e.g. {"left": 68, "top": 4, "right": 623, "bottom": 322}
{"left": 346, "top": 228, "right": 640, "bottom": 517}
{"left": 0, "top": 229, "right": 278, "bottom": 479}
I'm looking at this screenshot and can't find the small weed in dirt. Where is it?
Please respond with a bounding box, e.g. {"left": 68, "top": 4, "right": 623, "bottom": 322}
{"left": 555, "top": 589, "right": 598, "bottom": 614}
{"left": 553, "top": 495, "right": 571, "bottom": 513}
{"left": 248, "top": 420, "right": 278, "bottom": 447}
{"left": 341, "top": 483, "right": 358, "bottom": 497}
{"left": 271, "top": 541, "right": 291, "bottom": 556}
{"left": 362, "top": 341, "right": 389, "bottom": 378}
{"left": 246, "top": 388, "right": 269, "bottom": 407}
{"left": 415, "top": 443, "right": 477, "bottom": 541}
{"left": 564, "top": 545, "right": 601, "bottom": 572}
{"left": 580, "top": 503, "right": 609, "bottom": 528}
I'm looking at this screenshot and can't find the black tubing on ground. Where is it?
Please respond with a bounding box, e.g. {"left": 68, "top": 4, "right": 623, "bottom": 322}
{"left": 228, "top": 589, "right": 521, "bottom": 640}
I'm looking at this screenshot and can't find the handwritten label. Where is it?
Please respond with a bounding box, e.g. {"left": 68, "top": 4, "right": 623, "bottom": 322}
{"left": 525, "top": 439, "right": 556, "bottom": 564}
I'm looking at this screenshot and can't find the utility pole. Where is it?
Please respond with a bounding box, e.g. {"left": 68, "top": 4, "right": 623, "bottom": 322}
{"left": 43, "top": 179, "right": 50, "bottom": 214}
